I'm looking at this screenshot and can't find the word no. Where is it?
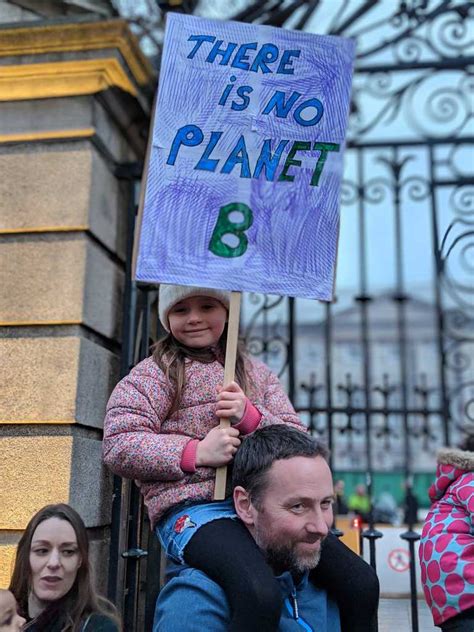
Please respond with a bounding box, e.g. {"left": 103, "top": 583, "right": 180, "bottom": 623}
{"left": 187, "top": 35, "right": 300, "bottom": 75}
{"left": 219, "top": 75, "right": 324, "bottom": 127}
{"left": 167, "top": 125, "right": 340, "bottom": 187}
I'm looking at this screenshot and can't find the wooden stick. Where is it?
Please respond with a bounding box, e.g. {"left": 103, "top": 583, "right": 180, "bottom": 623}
{"left": 214, "top": 291, "right": 241, "bottom": 500}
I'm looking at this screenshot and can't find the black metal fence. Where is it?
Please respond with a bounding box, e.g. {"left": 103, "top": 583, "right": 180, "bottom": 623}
{"left": 107, "top": 1, "right": 473, "bottom": 630}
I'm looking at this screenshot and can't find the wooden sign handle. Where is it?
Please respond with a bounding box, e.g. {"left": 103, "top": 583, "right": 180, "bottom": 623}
{"left": 214, "top": 291, "right": 241, "bottom": 500}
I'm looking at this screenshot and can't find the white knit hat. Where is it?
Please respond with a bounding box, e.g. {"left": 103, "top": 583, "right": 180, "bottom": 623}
{"left": 158, "top": 284, "right": 231, "bottom": 332}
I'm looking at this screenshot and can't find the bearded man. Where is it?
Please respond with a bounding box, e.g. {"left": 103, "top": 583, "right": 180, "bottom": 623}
{"left": 154, "top": 425, "right": 378, "bottom": 631}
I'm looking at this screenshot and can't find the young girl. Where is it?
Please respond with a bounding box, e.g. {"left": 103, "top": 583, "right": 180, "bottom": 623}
{"left": 103, "top": 284, "right": 378, "bottom": 631}
{"left": 419, "top": 436, "right": 474, "bottom": 632}
{"left": 0, "top": 590, "right": 25, "bottom": 632}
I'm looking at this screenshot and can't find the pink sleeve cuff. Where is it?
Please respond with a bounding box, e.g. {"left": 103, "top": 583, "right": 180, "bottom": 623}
{"left": 180, "top": 439, "right": 199, "bottom": 473}
{"left": 234, "top": 399, "right": 262, "bottom": 435}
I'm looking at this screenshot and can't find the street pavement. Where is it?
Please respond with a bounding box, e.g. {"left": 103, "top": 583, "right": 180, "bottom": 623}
{"left": 378, "top": 599, "right": 436, "bottom": 632}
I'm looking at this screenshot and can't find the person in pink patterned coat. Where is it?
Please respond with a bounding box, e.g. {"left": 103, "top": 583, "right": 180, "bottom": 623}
{"left": 103, "top": 284, "right": 379, "bottom": 632}
{"left": 419, "top": 436, "right": 474, "bottom": 631}
{"left": 103, "top": 284, "right": 304, "bottom": 529}
{"left": 104, "top": 284, "right": 304, "bottom": 631}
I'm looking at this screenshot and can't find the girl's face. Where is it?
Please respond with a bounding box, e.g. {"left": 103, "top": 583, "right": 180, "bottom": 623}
{"left": 168, "top": 296, "right": 227, "bottom": 349}
{"left": 29, "top": 518, "right": 82, "bottom": 608}
{"left": 0, "top": 590, "right": 25, "bottom": 632}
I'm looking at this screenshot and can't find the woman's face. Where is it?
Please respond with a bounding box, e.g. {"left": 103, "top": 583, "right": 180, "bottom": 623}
{"left": 0, "top": 590, "right": 26, "bottom": 632}
{"left": 29, "top": 517, "right": 82, "bottom": 606}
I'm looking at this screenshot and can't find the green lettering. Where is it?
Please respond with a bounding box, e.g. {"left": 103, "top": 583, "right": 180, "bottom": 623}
{"left": 278, "top": 141, "right": 311, "bottom": 182}
{"left": 310, "top": 142, "right": 340, "bottom": 186}
{"left": 209, "top": 202, "right": 253, "bottom": 258}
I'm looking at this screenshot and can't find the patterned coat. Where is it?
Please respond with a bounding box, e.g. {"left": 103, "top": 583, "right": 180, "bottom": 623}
{"left": 418, "top": 447, "right": 474, "bottom": 625}
{"left": 103, "top": 355, "right": 302, "bottom": 528}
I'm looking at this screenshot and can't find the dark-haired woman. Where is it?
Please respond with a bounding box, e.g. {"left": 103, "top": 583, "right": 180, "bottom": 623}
{"left": 9, "top": 504, "right": 120, "bottom": 632}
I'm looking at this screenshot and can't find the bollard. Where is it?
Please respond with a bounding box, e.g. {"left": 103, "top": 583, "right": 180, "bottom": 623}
{"left": 361, "top": 526, "right": 383, "bottom": 632}
{"left": 400, "top": 529, "right": 421, "bottom": 632}
{"left": 362, "top": 526, "right": 383, "bottom": 572}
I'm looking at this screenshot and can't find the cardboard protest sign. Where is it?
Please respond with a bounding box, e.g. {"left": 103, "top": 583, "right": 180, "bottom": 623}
{"left": 134, "top": 13, "right": 355, "bottom": 300}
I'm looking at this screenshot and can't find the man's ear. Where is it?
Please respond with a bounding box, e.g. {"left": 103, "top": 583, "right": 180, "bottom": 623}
{"left": 233, "top": 486, "right": 255, "bottom": 527}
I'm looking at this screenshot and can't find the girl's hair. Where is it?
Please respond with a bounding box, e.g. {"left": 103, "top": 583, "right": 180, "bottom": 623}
{"left": 9, "top": 504, "right": 120, "bottom": 632}
{"left": 152, "top": 324, "right": 250, "bottom": 414}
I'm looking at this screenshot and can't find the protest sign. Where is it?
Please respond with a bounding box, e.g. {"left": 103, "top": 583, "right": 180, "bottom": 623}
{"left": 134, "top": 13, "right": 355, "bottom": 300}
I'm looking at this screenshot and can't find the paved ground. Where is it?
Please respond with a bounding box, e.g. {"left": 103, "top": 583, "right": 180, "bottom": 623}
{"left": 378, "top": 599, "right": 436, "bottom": 632}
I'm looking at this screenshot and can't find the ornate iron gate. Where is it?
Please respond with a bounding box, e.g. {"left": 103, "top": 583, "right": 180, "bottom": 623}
{"left": 108, "top": 2, "right": 473, "bottom": 630}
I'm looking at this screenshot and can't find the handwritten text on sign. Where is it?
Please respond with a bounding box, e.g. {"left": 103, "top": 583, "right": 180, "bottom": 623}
{"left": 135, "top": 14, "right": 355, "bottom": 299}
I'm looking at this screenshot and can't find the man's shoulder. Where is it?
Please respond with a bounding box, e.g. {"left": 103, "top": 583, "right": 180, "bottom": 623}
{"left": 155, "top": 567, "right": 229, "bottom": 631}
{"left": 166, "top": 565, "right": 223, "bottom": 587}
{"left": 161, "top": 566, "right": 226, "bottom": 601}
{"left": 156, "top": 567, "right": 340, "bottom": 632}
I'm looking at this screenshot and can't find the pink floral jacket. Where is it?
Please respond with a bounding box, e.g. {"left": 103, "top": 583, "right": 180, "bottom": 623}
{"left": 419, "top": 447, "right": 474, "bottom": 625}
{"left": 103, "top": 355, "right": 302, "bottom": 528}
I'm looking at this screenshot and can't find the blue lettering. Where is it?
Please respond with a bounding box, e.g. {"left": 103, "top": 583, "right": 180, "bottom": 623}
{"left": 206, "top": 40, "right": 238, "bottom": 65}
{"left": 277, "top": 49, "right": 301, "bottom": 74}
{"left": 167, "top": 124, "right": 203, "bottom": 166}
{"left": 250, "top": 43, "right": 279, "bottom": 73}
{"left": 221, "top": 136, "right": 251, "bottom": 178}
{"left": 186, "top": 38, "right": 301, "bottom": 74}
{"left": 262, "top": 90, "right": 301, "bottom": 118}
{"left": 293, "top": 98, "right": 324, "bottom": 127}
{"left": 195, "top": 131, "right": 223, "bottom": 172}
{"left": 231, "top": 42, "right": 258, "bottom": 70}
{"left": 218, "top": 75, "right": 237, "bottom": 106}
{"left": 231, "top": 85, "right": 253, "bottom": 111}
{"left": 187, "top": 35, "right": 215, "bottom": 59}
{"left": 253, "top": 139, "right": 289, "bottom": 181}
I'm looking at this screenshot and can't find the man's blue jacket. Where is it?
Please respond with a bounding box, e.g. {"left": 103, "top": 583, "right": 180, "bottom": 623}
{"left": 153, "top": 565, "right": 341, "bottom": 631}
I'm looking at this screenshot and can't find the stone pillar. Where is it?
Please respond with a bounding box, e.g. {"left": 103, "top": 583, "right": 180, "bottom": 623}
{"left": 0, "top": 18, "right": 154, "bottom": 590}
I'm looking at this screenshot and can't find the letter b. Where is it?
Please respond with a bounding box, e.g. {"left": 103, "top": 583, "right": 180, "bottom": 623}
{"left": 209, "top": 203, "right": 253, "bottom": 258}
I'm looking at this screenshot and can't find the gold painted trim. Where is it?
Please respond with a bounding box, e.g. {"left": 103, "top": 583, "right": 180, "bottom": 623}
{"left": 0, "top": 419, "right": 74, "bottom": 425}
{"left": 0, "top": 128, "right": 95, "bottom": 144}
{"left": 0, "top": 226, "right": 89, "bottom": 235}
{"left": 0, "top": 321, "right": 83, "bottom": 326}
{"left": 0, "top": 58, "right": 137, "bottom": 102}
{"left": 0, "top": 19, "right": 154, "bottom": 86}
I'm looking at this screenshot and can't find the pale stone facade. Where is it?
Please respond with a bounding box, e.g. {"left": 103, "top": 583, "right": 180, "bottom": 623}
{"left": 0, "top": 14, "right": 154, "bottom": 590}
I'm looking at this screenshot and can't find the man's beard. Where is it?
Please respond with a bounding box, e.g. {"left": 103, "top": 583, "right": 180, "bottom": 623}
{"left": 255, "top": 530, "right": 324, "bottom": 576}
